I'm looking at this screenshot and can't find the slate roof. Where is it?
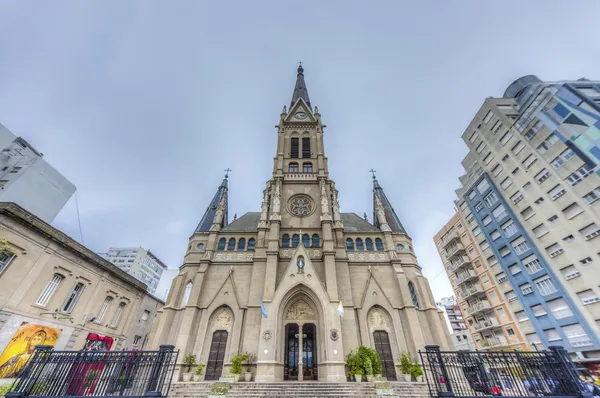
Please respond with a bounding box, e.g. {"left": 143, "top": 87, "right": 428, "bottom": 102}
{"left": 221, "top": 212, "right": 261, "bottom": 233}
{"left": 340, "top": 213, "right": 380, "bottom": 232}
{"left": 372, "top": 178, "right": 408, "bottom": 235}
{"left": 290, "top": 64, "right": 311, "bottom": 108}
{"left": 194, "top": 177, "right": 229, "bottom": 233}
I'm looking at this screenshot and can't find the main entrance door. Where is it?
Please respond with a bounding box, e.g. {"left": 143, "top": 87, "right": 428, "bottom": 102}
{"left": 373, "top": 331, "right": 396, "bottom": 381}
{"left": 205, "top": 330, "right": 228, "bottom": 380}
{"left": 284, "top": 323, "right": 317, "bottom": 380}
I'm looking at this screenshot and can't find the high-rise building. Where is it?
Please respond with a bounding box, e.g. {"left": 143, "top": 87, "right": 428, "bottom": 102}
{"left": 148, "top": 65, "right": 451, "bottom": 382}
{"left": 435, "top": 212, "right": 529, "bottom": 351}
{"left": 442, "top": 75, "right": 600, "bottom": 363}
{"left": 435, "top": 296, "right": 477, "bottom": 351}
{"left": 0, "top": 123, "right": 76, "bottom": 223}
{"left": 102, "top": 247, "right": 168, "bottom": 295}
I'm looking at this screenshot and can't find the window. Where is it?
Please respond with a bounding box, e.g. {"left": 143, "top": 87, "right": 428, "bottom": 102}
{"left": 537, "top": 142, "right": 549, "bottom": 154}
{"left": 561, "top": 265, "right": 581, "bottom": 280}
{"left": 302, "top": 137, "right": 311, "bottom": 158}
{"left": 577, "top": 289, "right": 600, "bottom": 305}
{"left": 512, "top": 141, "right": 525, "bottom": 155}
{"left": 110, "top": 302, "right": 126, "bottom": 327}
{"left": 466, "top": 214, "right": 475, "bottom": 224}
{"left": 499, "top": 246, "right": 510, "bottom": 257}
{"left": 282, "top": 234, "right": 290, "bottom": 248}
{"left": 534, "top": 197, "right": 544, "bottom": 205}
{"left": 532, "top": 224, "right": 549, "bottom": 238}
{"left": 562, "top": 235, "right": 574, "bottom": 244}
{"left": 477, "top": 179, "right": 490, "bottom": 194}
{"left": 480, "top": 240, "right": 490, "bottom": 250}
{"left": 505, "top": 290, "right": 517, "bottom": 302}
{"left": 526, "top": 333, "right": 541, "bottom": 345}
{"left": 459, "top": 201, "right": 468, "bottom": 211}
{"left": 580, "top": 257, "right": 593, "bottom": 265}
{"left": 509, "top": 264, "right": 521, "bottom": 275}
{"left": 523, "top": 154, "right": 537, "bottom": 169}
{"left": 531, "top": 304, "right": 547, "bottom": 317}
{"left": 217, "top": 238, "right": 226, "bottom": 251}
{"left": 520, "top": 283, "right": 533, "bottom": 295}
{"left": 491, "top": 164, "right": 503, "bottom": 177}
{"left": 563, "top": 324, "right": 592, "bottom": 347}
{"left": 0, "top": 251, "right": 15, "bottom": 273}
{"left": 515, "top": 311, "right": 528, "bottom": 322}
{"left": 544, "top": 328, "right": 561, "bottom": 342}
{"left": 483, "top": 110, "right": 493, "bottom": 124}
{"left": 524, "top": 129, "right": 537, "bottom": 140}
{"left": 491, "top": 120, "right": 503, "bottom": 134}
{"left": 502, "top": 154, "right": 509, "bottom": 161}
{"left": 490, "top": 230, "right": 501, "bottom": 240}
{"left": 474, "top": 202, "right": 483, "bottom": 212}
{"left": 291, "top": 234, "right": 300, "bottom": 248}
{"left": 468, "top": 190, "right": 476, "bottom": 200}
{"left": 512, "top": 167, "right": 520, "bottom": 175}
{"left": 312, "top": 234, "right": 320, "bottom": 248}
{"left": 248, "top": 238, "right": 256, "bottom": 251}
{"left": 61, "top": 282, "right": 85, "bottom": 313}
{"left": 534, "top": 275, "right": 557, "bottom": 296}
{"left": 408, "top": 282, "right": 419, "bottom": 308}
{"left": 500, "top": 177, "right": 513, "bottom": 190}
{"left": 472, "top": 226, "right": 481, "bottom": 237}
{"left": 346, "top": 238, "right": 354, "bottom": 251}
{"left": 511, "top": 191, "right": 524, "bottom": 204}
{"left": 302, "top": 234, "right": 310, "bottom": 247}
{"left": 548, "top": 185, "right": 566, "bottom": 200}
{"left": 534, "top": 169, "right": 551, "bottom": 184}
{"left": 547, "top": 298, "right": 573, "bottom": 319}
{"left": 501, "top": 220, "right": 518, "bottom": 237}
{"left": 356, "top": 238, "right": 364, "bottom": 251}
{"left": 237, "top": 238, "right": 246, "bottom": 251}
{"left": 476, "top": 142, "right": 487, "bottom": 154}
{"left": 579, "top": 223, "right": 600, "bottom": 240}
{"left": 496, "top": 272, "right": 507, "bottom": 283}
{"left": 562, "top": 203, "right": 584, "bottom": 219}
{"left": 483, "top": 153, "right": 494, "bottom": 165}
{"left": 492, "top": 204, "right": 508, "bottom": 220}
{"left": 457, "top": 223, "right": 462, "bottom": 229}
{"left": 484, "top": 192, "right": 498, "bottom": 207}
{"left": 288, "top": 162, "right": 299, "bottom": 173}
{"left": 548, "top": 215, "right": 558, "bottom": 223}
{"left": 469, "top": 247, "right": 475, "bottom": 254}
{"left": 511, "top": 237, "right": 530, "bottom": 255}
{"left": 181, "top": 282, "right": 192, "bottom": 307}
{"left": 227, "top": 238, "right": 236, "bottom": 251}
{"left": 522, "top": 182, "right": 531, "bottom": 191}
{"left": 133, "top": 335, "right": 142, "bottom": 346}
{"left": 375, "top": 238, "right": 384, "bottom": 251}
{"left": 469, "top": 131, "right": 479, "bottom": 143}
{"left": 583, "top": 189, "right": 600, "bottom": 204}
{"left": 302, "top": 162, "right": 312, "bottom": 173}
{"left": 523, "top": 254, "right": 543, "bottom": 274}
{"left": 482, "top": 216, "right": 491, "bottom": 226}
{"left": 365, "top": 238, "right": 373, "bottom": 251}
{"left": 546, "top": 243, "right": 564, "bottom": 258}
{"left": 96, "top": 296, "right": 113, "bottom": 323}
{"left": 500, "top": 132, "right": 512, "bottom": 145}
{"left": 290, "top": 137, "right": 299, "bottom": 158}
{"left": 142, "top": 310, "right": 150, "bottom": 321}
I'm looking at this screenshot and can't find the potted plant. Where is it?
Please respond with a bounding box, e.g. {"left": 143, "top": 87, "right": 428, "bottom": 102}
{"left": 346, "top": 350, "right": 364, "bottom": 382}
{"left": 369, "top": 348, "right": 383, "bottom": 379}
{"left": 230, "top": 352, "right": 245, "bottom": 381}
{"left": 410, "top": 361, "right": 424, "bottom": 382}
{"left": 193, "top": 362, "right": 205, "bottom": 382}
{"left": 208, "top": 381, "right": 231, "bottom": 397}
{"left": 242, "top": 352, "right": 256, "bottom": 382}
{"left": 398, "top": 352, "right": 412, "bottom": 382}
{"left": 364, "top": 356, "right": 374, "bottom": 382}
{"left": 375, "top": 381, "right": 395, "bottom": 396}
{"left": 182, "top": 354, "right": 196, "bottom": 382}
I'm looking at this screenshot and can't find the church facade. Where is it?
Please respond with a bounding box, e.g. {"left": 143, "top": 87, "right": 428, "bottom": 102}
{"left": 148, "top": 65, "right": 451, "bottom": 382}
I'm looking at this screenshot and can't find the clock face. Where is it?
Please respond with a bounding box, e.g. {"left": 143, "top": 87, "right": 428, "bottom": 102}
{"left": 295, "top": 112, "right": 306, "bottom": 119}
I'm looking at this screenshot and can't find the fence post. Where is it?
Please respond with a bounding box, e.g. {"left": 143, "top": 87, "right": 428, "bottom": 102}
{"left": 145, "top": 345, "right": 175, "bottom": 397}
{"left": 6, "top": 345, "right": 54, "bottom": 398}
{"left": 424, "top": 345, "right": 454, "bottom": 397}
{"left": 549, "top": 346, "right": 592, "bottom": 398}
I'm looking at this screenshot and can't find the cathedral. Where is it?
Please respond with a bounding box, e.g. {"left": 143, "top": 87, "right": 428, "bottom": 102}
{"left": 148, "top": 65, "right": 451, "bottom": 382}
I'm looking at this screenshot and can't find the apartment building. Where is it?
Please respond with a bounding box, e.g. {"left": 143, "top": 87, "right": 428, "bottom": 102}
{"left": 435, "top": 212, "right": 528, "bottom": 351}
{"left": 102, "top": 247, "right": 168, "bottom": 295}
{"left": 436, "top": 296, "right": 477, "bottom": 351}
{"left": 446, "top": 75, "right": 600, "bottom": 362}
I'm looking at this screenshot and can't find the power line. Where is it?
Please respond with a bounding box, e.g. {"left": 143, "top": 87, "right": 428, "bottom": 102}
{"left": 75, "top": 190, "right": 84, "bottom": 245}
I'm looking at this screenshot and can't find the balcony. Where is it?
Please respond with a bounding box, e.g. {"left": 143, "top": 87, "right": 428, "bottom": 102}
{"left": 462, "top": 284, "right": 485, "bottom": 300}
{"left": 442, "top": 231, "right": 460, "bottom": 249}
{"left": 447, "top": 256, "right": 471, "bottom": 273}
{"left": 473, "top": 318, "right": 501, "bottom": 332}
{"left": 467, "top": 300, "right": 492, "bottom": 316}
{"left": 478, "top": 336, "right": 508, "bottom": 349}
{"left": 445, "top": 243, "right": 466, "bottom": 260}
{"left": 456, "top": 269, "right": 478, "bottom": 286}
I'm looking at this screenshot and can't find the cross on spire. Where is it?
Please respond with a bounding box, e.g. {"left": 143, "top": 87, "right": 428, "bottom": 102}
{"left": 224, "top": 168, "right": 232, "bottom": 178}
{"left": 369, "top": 169, "right": 377, "bottom": 179}
{"left": 298, "top": 61, "right": 303, "bottom": 68}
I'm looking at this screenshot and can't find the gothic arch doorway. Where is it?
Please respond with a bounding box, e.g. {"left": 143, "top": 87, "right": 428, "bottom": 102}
{"left": 368, "top": 307, "right": 397, "bottom": 381}
{"left": 283, "top": 299, "right": 318, "bottom": 381}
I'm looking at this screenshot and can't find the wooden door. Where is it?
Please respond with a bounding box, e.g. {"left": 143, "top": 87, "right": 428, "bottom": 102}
{"left": 373, "top": 331, "right": 396, "bottom": 381}
{"left": 205, "top": 330, "right": 228, "bottom": 380}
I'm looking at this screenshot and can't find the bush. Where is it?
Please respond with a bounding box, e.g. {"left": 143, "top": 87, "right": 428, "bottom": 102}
{"left": 244, "top": 352, "right": 257, "bottom": 372}
{"left": 346, "top": 350, "right": 364, "bottom": 377}
{"left": 230, "top": 352, "right": 246, "bottom": 375}
{"left": 183, "top": 354, "right": 197, "bottom": 373}
{"left": 357, "top": 346, "right": 382, "bottom": 376}
{"left": 195, "top": 362, "right": 205, "bottom": 376}
{"left": 410, "top": 362, "right": 423, "bottom": 378}
{"left": 398, "top": 351, "right": 412, "bottom": 374}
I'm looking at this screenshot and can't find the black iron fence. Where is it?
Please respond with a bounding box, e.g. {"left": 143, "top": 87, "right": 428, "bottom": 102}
{"left": 6, "top": 345, "right": 178, "bottom": 398}
{"left": 419, "top": 345, "right": 592, "bottom": 398}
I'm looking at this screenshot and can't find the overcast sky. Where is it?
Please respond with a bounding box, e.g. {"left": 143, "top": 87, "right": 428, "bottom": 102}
{"left": 1, "top": 1, "right": 598, "bottom": 301}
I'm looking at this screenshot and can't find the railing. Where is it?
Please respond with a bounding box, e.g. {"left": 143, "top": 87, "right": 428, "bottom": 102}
{"left": 419, "top": 345, "right": 591, "bottom": 398}
{"left": 473, "top": 318, "right": 499, "bottom": 331}
{"left": 6, "top": 345, "right": 178, "bottom": 398}
{"left": 466, "top": 300, "right": 491, "bottom": 315}
{"left": 446, "top": 244, "right": 466, "bottom": 260}
{"left": 442, "top": 231, "right": 461, "bottom": 248}
{"left": 478, "top": 336, "right": 507, "bottom": 349}
{"left": 462, "top": 284, "right": 484, "bottom": 299}
{"left": 448, "top": 256, "right": 471, "bottom": 273}
{"left": 456, "top": 270, "right": 477, "bottom": 286}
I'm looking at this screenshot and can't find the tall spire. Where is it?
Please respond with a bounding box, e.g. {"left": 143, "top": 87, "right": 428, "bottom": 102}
{"left": 290, "top": 62, "right": 311, "bottom": 109}
{"left": 194, "top": 171, "right": 229, "bottom": 233}
{"left": 371, "top": 172, "right": 407, "bottom": 234}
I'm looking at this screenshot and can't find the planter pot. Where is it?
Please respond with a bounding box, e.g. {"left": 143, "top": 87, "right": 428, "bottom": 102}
{"left": 366, "top": 375, "right": 373, "bottom": 382}
{"left": 354, "top": 374, "right": 362, "bottom": 382}
{"left": 375, "top": 374, "right": 383, "bottom": 379}
{"left": 182, "top": 373, "right": 193, "bottom": 382}
{"left": 415, "top": 375, "right": 423, "bottom": 382}
{"left": 193, "top": 374, "right": 203, "bottom": 382}
{"left": 243, "top": 372, "right": 253, "bottom": 382}
{"left": 402, "top": 374, "right": 411, "bottom": 382}
{"left": 232, "top": 374, "right": 240, "bottom": 382}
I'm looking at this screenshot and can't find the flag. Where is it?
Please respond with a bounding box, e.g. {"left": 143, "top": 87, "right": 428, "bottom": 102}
{"left": 337, "top": 300, "right": 344, "bottom": 317}
{"left": 261, "top": 298, "right": 268, "bottom": 318}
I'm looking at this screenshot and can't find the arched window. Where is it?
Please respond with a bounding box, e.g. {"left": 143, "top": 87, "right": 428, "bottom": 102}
{"left": 96, "top": 296, "right": 113, "bottom": 323}
{"left": 346, "top": 238, "right": 355, "bottom": 251}
{"left": 282, "top": 234, "right": 290, "bottom": 248}
{"left": 302, "top": 137, "right": 311, "bottom": 158}
{"left": 289, "top": 162, "right": 299, "bottom": 173}
{"left": 110, "top": 302, "right": 126, "bottom": 327}
{"left": 217, "top": 238, "right": 226, "bottom": 251}
{"left": 36, "top": 274, "right": 64, "bottom": 306}
{"left": 181, "top": 282, "right": 192, "bottom": 307}
{"left": 303, "top": 162, "right": 312, "bottom": 173}
{"left": 356, "top": 238, "right": 364, "bottom": 251}
{"left": 365, "top": 238, "right": 374, "bottom": 251}
{"left": 302, "top": 234, "right": 310, "bottom": 247}
{"left": 292, "top": 234, "right": 299, "bottom": 248}
{"left": 227, "top": 238, "right": 236, "bottom": 251}
{"left": 61, "top": 282, "right": 85, "bottom": 313}
{"left": 375, "top": 238, "right": 384, "bottom": 251}
{"left": 237, "top": 238, "right": 246, "bottom": 251}
{"left": 291, "top": 137, "right": 299, "bottom": 158}
{"left": 248, "top": 238, "right": 256, "bottom": 251}
{"left": 312, "top": 234, "right": 320, "bottom": 247}
{"left": 408, "top": 282, "right": 419, "bottom": 308}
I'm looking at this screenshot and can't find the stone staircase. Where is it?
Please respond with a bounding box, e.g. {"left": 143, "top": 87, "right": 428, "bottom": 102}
{"left": 169, "top": 381, "right": 430, "bottom": 397}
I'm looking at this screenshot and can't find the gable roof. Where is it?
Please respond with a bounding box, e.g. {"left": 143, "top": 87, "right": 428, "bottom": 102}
{"left": 221, "top": 212, "right": 261, "bottom": 233}
{"left": 341, "top": 213, "right": 380, "bottom": 232}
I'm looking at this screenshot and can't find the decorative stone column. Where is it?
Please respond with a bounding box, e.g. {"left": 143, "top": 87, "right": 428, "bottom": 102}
{"left": 297, "top": 323, "right": 304, "bottom": 381}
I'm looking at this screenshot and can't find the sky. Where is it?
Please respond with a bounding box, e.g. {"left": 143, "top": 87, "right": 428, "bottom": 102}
{"left": 0, "top": 1, "right": 599, "bottom": 301}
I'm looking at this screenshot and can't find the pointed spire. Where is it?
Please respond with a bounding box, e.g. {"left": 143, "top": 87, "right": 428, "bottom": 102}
{"left": 371, "top": 171, "right": 407, "bottom": 234}
{"left": 290, "top": 62, "right": 311, "bottom": 109}
{"left": 194, "top": 171, "right": 230, "bottom": 233}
